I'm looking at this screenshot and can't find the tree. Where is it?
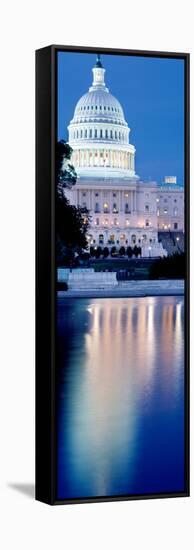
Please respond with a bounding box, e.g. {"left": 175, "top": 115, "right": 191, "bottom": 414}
{"left": 133, "top": 245, "right": 139, "bottom": 258}
{"left": 127, "top": 246, "right": 133, "bottom": 258}
{"left": 56, "top": 140, "right": 77, "bottom": 193}
{"left": 119, "top": 246, "right": 125, "bottom": 256}
{"left": 90, "top": 246, "right": 96, "bottom": 257}
{"left": 149, "top": 251, "right": 185, "bottom": 279}
{"left": 103, "top": 247, "right": 109, "bottom": 258}
{"left": 111, "top": 246, "right": 117, "bottom": 256}
{"left": 56, "top": 140, "right": 90, "bottom": 264}
{"left": 95, "top": 246, "right": 102, "bottom": 258}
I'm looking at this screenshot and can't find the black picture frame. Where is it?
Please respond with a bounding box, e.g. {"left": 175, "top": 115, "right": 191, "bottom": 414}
{"left": 36, "top": 44, "right": 190, "bottom": 505}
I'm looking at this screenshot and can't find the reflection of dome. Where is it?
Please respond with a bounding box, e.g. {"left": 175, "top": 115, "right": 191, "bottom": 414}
{"left": 68, "top": 54, "right": 137, "bottom": 179}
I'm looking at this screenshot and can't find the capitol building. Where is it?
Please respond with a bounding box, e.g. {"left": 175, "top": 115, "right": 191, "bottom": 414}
{"left": 65, "top": 55, "right": 184, "bottom": 257}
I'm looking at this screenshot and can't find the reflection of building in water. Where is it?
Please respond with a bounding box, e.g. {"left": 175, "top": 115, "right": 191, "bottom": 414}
{"left": 64, "top": 55, "right": 184, "bottom": 257}
{"left": 63, "top": 298, "right": 184, "bottom": 496}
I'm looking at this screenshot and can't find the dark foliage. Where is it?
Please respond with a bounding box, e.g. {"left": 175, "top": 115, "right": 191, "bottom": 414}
{"left": 111, "top": 246, "right": 117, "bottom": 256}
{"left": 56, "top": 140, "right": 77, "bottom": 193}
{"left": 126, "top": 246, "right": 133, "bottom": 258}
{"left": 90, "top": 246, "right": 96, "bottom": 257}
{"left": 95, "top": 246, "right": 102, "bottom": 258}
{"left": 56, "top": 140, "right": 90, "bottom": 264}
{"left": 103, "top": 247, "right": 109, "bottom": 258}
{"left": 119, "top": 246, "right": 126, "bottom": 256}
{"left": 149, "top": 252, "right": 185, "bottom": 279}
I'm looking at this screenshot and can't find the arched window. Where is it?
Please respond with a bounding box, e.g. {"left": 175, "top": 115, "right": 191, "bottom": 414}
{"left": 99, "top": 234, "right": 104, "bottom": 244}
{"left": 145, "top": 204, "right": 149, "bottom": 212}
{"left": 109, "top": 234, "right": 115, "bottom": 243}
{"left": 103, "top": 202, "right": 109, "bottom": 213}
{"left": 131, "top": 234, "right": 136, "bottom": 244}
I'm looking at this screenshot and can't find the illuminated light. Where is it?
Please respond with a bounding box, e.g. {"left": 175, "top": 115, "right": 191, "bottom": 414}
{"left": 156, "top": 198, "right": 159, "bottom": 202}
{"left": 176, "top": 237, "right": 180, "bottom": 241}
{"left": 148, "top": 246, "right": 152, "bottom": 250}
{"left": 168, "top": 224, "right": 171, "bottom": 228}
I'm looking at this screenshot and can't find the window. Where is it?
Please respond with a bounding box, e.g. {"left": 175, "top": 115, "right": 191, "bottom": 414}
{"left": 104, "top": 106, "right": 106, "bottom": 110}
{"left": 95, "top": 129, "right": 97, "bottom": 138}
{"left": 174, "top": 207, "right": 178, "bottom": 216}
{"left": 100, "top": 105, "right": 102, "bottom": 110}
{"left": 115, "top": 131, "right": 117, "bottom": 139}
{"left": 145, "top": 193, "right": 149, "bottom": 199}
{"left": 105, "top": 130, "right": 108, "bottom": 138}
{"left": 95, "top": 192, "right": 99, "bottom": 197}
{"left": 95, "top": 203, "right": 100, "bottom": 213}
{"left": 164, "top": 198, "right": 167, "bottom": 203}
{"left": 103, "top": 202, "right": 109, "bottom": 212}
{"left": 100, "top": 129, "right": 103, "bottom": 138}
{"left": 126, "top": 219, "right": 130, "bottom": 226}
{"left": 89, "top": 129, "right": 92, "bottom": 138}
{"left": 131, "top": 234, "right": 136, "bottom": 244}
{"left": 113, "top": 203, "right": 118, "bottom": 213}
{"left": 95, "top": 105, "right": 98, "bottom": 110}
{"left": 109, "top": 234, "right": 115, "bottom": 242}
{"left": 99, "top": 234, "right": 104, "bottom": 243}
{"left": 114, "top": 218, "right": 118, "bottom": 226}
{"left": 113, "top": 193, "right": 116, "bottom": 197}
{"left": 85, "top": 129, "right": 87, "bottom": 138}
{"left": 82, "top": 202, "right": 86, "bottom": 208}
{"left": 125, "top": 203, "right": 129, "bottom": 213}
{"left": 80, "top": 130, "right": 83, "bottom": 138}
{"left": 82, "top": 192, "right": 86, "bottom": 197}
{"left": 96, "top": 218, "right": 99, "bottom": 226}
{"left": 174, "top": 198, "right": 177, "bottom": 203}
{"left": 145, "top": 219, "right": 149, "bottom": 227}
{"left": 110, "top": 130, "right": 113, "bottom": 139}
{"left": 174, "top": 222, "right": 178, "bottom": 229}
{"left": 87, "top": 105, "right": 90, "bottom": 110}
{"left": 145, "top": 204, "right": 149, "bottom": 212}
{"left": 164, "top": 208, "right": 168, "bottom": 214}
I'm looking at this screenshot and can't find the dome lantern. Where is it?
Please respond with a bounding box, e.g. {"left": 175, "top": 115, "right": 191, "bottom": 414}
{"left": 90, "top": 53, "right": 107, "bottom": 91}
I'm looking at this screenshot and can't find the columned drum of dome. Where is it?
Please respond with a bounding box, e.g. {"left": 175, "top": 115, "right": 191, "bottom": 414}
{"left": 68, "top": 55, "right": 137, "bottom": 179}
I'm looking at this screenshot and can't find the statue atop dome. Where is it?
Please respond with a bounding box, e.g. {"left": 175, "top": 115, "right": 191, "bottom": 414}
{"left": 95, "top": 53, "right": 103, "bottom": 68}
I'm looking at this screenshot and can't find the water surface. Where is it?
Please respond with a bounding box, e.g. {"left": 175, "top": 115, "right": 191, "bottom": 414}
{"left": 56, "top": 296, "right": 184, "bottom": 499}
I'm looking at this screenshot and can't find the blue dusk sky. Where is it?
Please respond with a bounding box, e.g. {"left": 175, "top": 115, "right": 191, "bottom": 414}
{"left": 57, "top": 51, "right": 185, "bottom": 185}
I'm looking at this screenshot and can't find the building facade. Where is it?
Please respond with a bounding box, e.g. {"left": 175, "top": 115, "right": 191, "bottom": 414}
{"left": 65, "top": 55, "right": 184, "bottom": 257}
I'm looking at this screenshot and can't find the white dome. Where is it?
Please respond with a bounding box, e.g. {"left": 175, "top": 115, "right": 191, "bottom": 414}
{"left": 68, "top": 55, "right": 137, "bottom": 180}
{"left": 72, "top": 89, "right": 127, "bottom": 127}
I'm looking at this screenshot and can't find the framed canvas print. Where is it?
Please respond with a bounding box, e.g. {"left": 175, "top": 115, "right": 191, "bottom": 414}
{"left": 36, "top": 45, "right": 190, "bottom": 505}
